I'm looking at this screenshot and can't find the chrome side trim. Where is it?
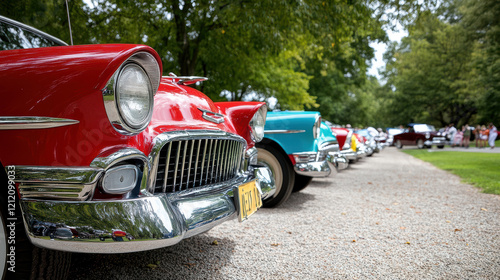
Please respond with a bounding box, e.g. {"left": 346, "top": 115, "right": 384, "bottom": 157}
{"left": 0, "top": 117, "right": 79, "bottom": 130}
{"left": 264, "top": 130, "right": 305, "bottom": 134}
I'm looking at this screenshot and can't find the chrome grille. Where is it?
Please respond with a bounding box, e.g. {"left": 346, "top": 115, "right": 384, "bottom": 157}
{"left": 154, "top": 138, "right": 245, "bottom": 193}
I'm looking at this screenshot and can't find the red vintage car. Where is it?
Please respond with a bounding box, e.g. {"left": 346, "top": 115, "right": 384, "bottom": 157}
{"left": 393, "top": 123, "right": 447, "bottom": 149}
{"left": 0, "top": 16, "right": 275, "bottom": 279}
{"left": 326, "top": 124, "right": 360, "bottom": 162}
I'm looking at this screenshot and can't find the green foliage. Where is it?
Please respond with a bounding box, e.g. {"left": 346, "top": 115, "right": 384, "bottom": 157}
{"left": 403, "top": 149, "right": 500, "bottom": 194}
{"left": 381, "top": 0, "right": 500, "bottom": 128}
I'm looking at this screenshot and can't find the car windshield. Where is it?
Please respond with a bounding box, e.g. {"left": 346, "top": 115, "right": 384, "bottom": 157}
{"left": 0, "top": 20, "right": 65, "bottom": 50}
{"left": 388, "top": 128, "right": 404, "bottom": 135}
{"left": 413, "top": 124, "right": 435, "bottom": 132}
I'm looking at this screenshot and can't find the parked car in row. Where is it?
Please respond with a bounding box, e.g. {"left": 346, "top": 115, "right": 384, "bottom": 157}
{"left": 326, "top": 123, "right": 362, "bottom": 162}
{"left": 386, "top": 127, "right": 405, "bottom": 146}
{"left": 256, "top": 111, "right": 348, "bottom": 207}
{"left": 0, "top": 15, "right": 276, "bottom": 279}
{"left": 393, "top": 123, "right": 446, "bottom": 149}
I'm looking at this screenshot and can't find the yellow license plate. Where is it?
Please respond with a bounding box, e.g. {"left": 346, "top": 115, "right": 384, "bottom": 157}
{"left": 235, "top": 180, "right": 262, "bottom": 222}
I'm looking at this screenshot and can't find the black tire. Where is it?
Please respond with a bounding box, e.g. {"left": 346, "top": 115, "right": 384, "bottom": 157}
{"left": 395, "top": 140, "right": 403, "bottom": 149}
{"left": 292, "top": 174, "right": 313, "bottom": 192}
{"left": 256, "top": 145, "right": 295, "bottom": 208}
{"left": 1, "top": 166, "right": 71, "bottom": 280}
{"left": 437, "top": 145, "right": 444, "bottom": 149}
{"left": 417, "top": 139, "right": 425, "bottom": 149}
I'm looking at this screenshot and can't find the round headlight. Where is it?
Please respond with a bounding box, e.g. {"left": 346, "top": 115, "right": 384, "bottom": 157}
{"left": 250, "top": 106, "right": 267, "bottom": 142}
{"left": 116, "top": 63, "right": 153, "bottom": 130}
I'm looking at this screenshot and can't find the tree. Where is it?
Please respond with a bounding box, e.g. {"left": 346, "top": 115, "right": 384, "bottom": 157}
{"left": 383, "top": 11, "right": 480, "bottom": 128}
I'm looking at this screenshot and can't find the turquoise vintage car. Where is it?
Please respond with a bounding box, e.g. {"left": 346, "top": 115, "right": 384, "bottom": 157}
{"left": 256, "top": 111, "right": 348, "bottom": 207}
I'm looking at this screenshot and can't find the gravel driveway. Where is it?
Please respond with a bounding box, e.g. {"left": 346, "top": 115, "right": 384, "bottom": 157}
{"left": 69, "top": 147, "right": 500, "bottom": 279}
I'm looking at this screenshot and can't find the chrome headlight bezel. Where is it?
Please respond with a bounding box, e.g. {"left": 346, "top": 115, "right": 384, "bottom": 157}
{"left": 249, "top": 105, "right": 267, "bottom": 143}
{"left": 102, "top": 52, "right": 160, "bottom": 135}
{"left": 312, "top": 115, "right": 322, "bottom": 139}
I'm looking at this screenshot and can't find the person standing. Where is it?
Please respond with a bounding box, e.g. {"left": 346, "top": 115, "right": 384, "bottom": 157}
{"left": 488, "top": 123, "right": 498, "bottom": 149}
{"left": 448, "top": 123, "right": 457, "bottom": 146}
{"left": 474, "top": 125, "right": 481, "bottom": 147}
{"left": 480, "top": 125, "right": 489, "bottom": 148}
{"left": 463, "top": 125, "right": 471, "bottom": 148}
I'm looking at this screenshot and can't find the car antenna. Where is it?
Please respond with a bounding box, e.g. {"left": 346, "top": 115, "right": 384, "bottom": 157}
{"left": 65, "top": 0, "right": 74, "bottom": 45}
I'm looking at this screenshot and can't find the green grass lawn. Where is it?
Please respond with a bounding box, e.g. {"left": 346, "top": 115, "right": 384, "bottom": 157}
{"left": 402, "top": 149, "right": 500, "bottom": 195}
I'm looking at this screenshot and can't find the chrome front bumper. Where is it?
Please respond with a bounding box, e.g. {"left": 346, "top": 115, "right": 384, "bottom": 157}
{"left": 425, "top": 138, "right": 447, "bottom": 146}
{"left": 19, "top": 166, "right": 275, "bottom": 254}
{"left": 341, "top": 149, "right": 357, "bottom": 161}
{"left": 294, "top": 160, "right": 331, "bottom": 177}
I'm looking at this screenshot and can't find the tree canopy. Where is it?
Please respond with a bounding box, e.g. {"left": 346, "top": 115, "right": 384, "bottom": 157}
{"left": 1, "top": 0, "right": 498, "bottom": 128}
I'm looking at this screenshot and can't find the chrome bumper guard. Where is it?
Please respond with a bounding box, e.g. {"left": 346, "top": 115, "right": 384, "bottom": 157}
{"left": 294, "top": 161, "right": 331, "bottom": 177}
{"left": 329, "top": 152, "right": 348, "bottom": 170}
{"left": 292, "top": 142, "right": 340, "bottom": 177}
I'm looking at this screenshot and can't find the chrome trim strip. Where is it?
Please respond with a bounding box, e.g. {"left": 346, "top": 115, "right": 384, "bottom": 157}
{"left": 264, "top": 130, "right": 305, "bottom": 134}
{"left": 0, "top": 117, "right": 79, "bottom": 130}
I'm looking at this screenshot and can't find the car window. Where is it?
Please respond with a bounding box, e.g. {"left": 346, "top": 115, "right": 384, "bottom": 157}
{"left": 0, "top": 20, "right": 63, "bottom": 50}
{"left": 413, "top": 124, "right": 434, "bottom": 132}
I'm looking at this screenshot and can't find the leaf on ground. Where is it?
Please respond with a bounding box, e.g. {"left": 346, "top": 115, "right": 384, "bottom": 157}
{"left": 446, "top": 220, "right": 451, "bottom": 223}
{"left": 352, "top": 240, "right": 356, "bottom": 243}
{"left": 147, "top": 264, "right": 158, "bottom": 269}
{"left": 385, "top": 208, "right": 391, "bottom": 210}
{"left": 481, "top": 208, "right": 488, "bottom": 211}
{"left": 367, "top": 182, "right": 373, "bottom": 184}
{"left": 211, "top": 240, "right": 219, "bottom": 245}
{"left": 454, "top": 229, "right": 462, "bottom": 232}
{"left": 406, "top": 242, "right": 411, "bottom": 245}
{"left": 271, "top": 243, "right": 280, "bottom": 246}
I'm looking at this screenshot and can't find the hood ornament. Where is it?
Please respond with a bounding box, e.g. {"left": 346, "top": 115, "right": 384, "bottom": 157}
{"left": 198, "top": 108, "right": 225, "bottom": 124}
